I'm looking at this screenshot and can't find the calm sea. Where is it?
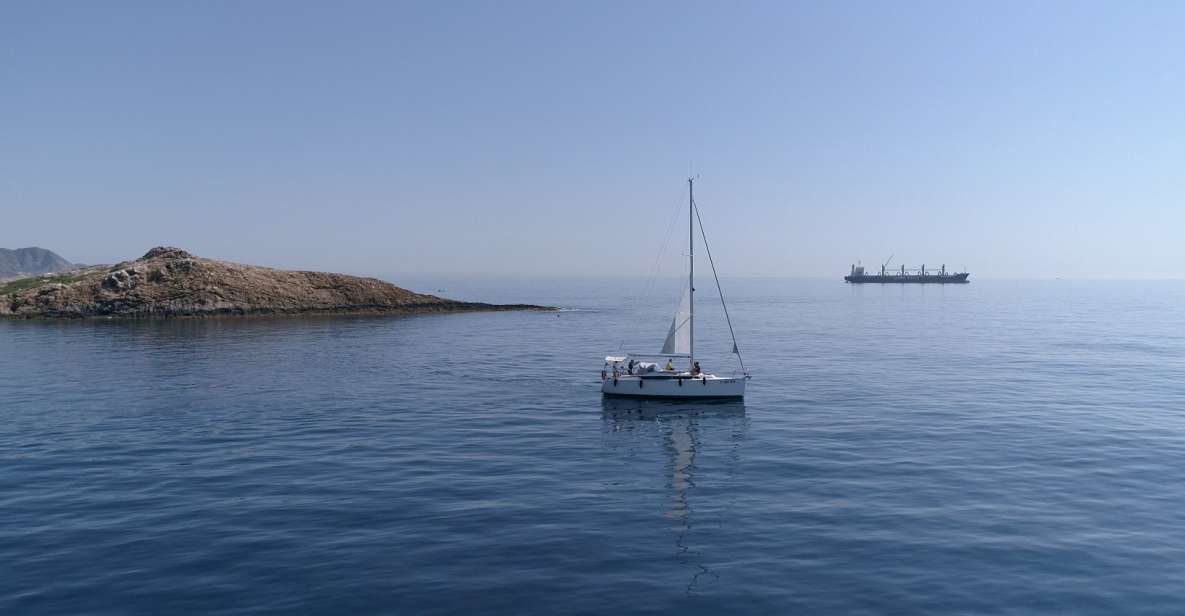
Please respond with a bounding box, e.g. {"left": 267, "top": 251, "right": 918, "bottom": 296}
{"left": 3, "top": 278, "right": 1184, "bottom": 614}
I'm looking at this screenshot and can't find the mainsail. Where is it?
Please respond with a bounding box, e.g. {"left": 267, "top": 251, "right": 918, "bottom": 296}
{"left": 660, "top": 286, "right": 692, "bottom": 355}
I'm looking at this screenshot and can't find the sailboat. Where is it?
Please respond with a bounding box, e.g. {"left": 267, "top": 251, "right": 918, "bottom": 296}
{"left": 601, "top": 178, "right": 749, "bottom": 399}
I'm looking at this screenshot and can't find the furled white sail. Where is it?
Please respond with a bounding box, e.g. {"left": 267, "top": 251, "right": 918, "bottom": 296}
{"left": 661, "top": 286, "right": 691, "bottom": 355}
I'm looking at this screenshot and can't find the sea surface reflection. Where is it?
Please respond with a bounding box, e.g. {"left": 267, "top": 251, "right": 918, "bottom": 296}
{"left": 4, "top": 278, "right": 1185, "bottom": 614}
{"left": 602, "top": 399, "right": 749, "bottom": 595}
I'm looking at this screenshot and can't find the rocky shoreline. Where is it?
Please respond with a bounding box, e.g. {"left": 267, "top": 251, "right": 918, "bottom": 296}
{"left": 0, "top": 247, "right": 552, "bottom": 319}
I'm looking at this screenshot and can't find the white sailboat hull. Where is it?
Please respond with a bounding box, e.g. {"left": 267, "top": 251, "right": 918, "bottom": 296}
{"left": 601, "top": 374, "right": 746, "bottom": 399}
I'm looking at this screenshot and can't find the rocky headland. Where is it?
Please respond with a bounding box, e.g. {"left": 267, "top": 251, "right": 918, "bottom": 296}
{"left": 0, "top": 247, "right": 549, "bottom": 319}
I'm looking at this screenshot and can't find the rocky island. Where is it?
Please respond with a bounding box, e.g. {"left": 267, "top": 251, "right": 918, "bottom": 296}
{"left": 0, "top": 247, "right": 549, "bottom": 319}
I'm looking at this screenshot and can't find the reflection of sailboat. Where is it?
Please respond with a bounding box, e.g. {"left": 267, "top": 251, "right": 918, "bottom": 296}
{"left": 665, "top": 411, "right": 712, "bottom": 591}
{"left": 601, "top": 397, "right": 747, "bottom": 594}
{"left": 600, "top": 397, "right": 747, "bottom": 422}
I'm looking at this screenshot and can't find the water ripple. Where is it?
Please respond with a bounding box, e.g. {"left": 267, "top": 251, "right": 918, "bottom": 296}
{"left": 2, "top": 280, "right": 1184, "bottom": 614}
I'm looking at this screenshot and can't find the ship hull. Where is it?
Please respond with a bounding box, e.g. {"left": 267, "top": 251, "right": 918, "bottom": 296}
{"left": 845, "top": 273, "right": 969, "bottom": 284}
{"left": 601, "top": 374, "right": 745, "bottom": 399}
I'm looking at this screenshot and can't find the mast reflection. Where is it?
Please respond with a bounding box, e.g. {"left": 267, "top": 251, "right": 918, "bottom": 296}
{"left": 601, "top": 398, "right": 747, "bottom": 594}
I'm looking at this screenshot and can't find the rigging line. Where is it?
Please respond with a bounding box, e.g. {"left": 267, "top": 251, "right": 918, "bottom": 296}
{"left": 641, "top": 188, "right": 687, "bottom": 300}
{"left": 692, "top": 198, "right": 747, "bottom": 375}
{"left": 618, "top": 187, "right": 686, "bottom": 353}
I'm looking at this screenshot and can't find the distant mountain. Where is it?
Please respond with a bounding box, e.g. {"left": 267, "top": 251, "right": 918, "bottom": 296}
{"left": 0, "top": 247, "right": 75, "bottom": 279}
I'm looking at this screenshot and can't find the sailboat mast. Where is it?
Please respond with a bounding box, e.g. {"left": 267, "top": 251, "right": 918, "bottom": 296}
{"left": 688, "top": 177, "right": 694, "bottom": 371}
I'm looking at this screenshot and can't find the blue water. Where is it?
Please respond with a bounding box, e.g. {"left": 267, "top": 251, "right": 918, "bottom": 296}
{"left": 3, "top": 278, "right": 1185, "bottom": 614}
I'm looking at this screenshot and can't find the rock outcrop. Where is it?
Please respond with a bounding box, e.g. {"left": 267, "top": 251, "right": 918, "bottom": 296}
{"left": 0, "top": 247, "right": 548, "bottom": 318}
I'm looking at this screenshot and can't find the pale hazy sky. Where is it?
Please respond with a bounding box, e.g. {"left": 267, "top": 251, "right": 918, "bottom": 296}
{"left": 3, "top": 1, "right": 1183, "bottom": 279}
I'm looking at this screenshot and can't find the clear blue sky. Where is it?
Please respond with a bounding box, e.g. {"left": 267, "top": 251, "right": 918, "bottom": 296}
{"left": 3, "top": 1, "right": 1182, "bottom": 278}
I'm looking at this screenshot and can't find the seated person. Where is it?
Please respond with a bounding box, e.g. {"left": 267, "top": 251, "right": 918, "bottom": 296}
{"left": 665, "top": 359, "right": 674, "bottom": 371}
{"left": 691, "top": 361, "right": 701, "bottom": 376}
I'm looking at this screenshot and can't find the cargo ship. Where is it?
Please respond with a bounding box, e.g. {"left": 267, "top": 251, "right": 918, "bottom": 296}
{"left": 845, "top": 260, "right": 969, "bottom": 284}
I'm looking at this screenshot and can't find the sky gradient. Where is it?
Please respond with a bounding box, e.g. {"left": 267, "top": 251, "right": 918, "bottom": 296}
{"left": 3, "top": 1, "right": 1183, "bottom": 279}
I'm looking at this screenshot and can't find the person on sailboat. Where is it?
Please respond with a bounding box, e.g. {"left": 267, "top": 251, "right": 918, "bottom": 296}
{"left": 627, "top": 359, "right": 635, "bottom": 375}
{"left": 665, "top": 359, "right": 674, "bottom": 371}
{"left": 691, "top": 361, "right": 701, "bottom": 376}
